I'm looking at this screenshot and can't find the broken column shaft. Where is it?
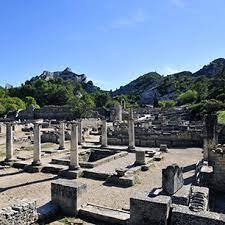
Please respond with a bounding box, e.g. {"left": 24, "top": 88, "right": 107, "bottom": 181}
{"left": 5, "top": 123, "right": 14, "bottom": 162}
{"left": 70, "top": 123, "right": 80, "bottom": 170}
{"left": 32, "top": 123, "right": 42, "bottom": 166}
{"left": 59, "top": 121, "right": 65, "bottom": 150}
{"left": 101, "top": 120, "right": 108, "bottom": 147}
{"left": 128, "top": 108, "right": 135, "bottom": 150}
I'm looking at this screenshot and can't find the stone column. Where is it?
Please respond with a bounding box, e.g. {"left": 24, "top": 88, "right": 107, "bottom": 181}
{"left": 5, "top": 123, "right": 14, "bottom": 162}
{"left": 128, "top": 108, "right": 135, "bottom": 150}
{"left": 101, "top": 120, "right": 108, "bottom": 147}
{"left": 204, "top": 114, "right": 217, "bottom": 162}
{"left": 32, "top": 123, "right": 42, "bottom": 166}
{"left": 59, "top": 121, "right": 65, "bottom": 150}
{"left": 78, "top": 120, "right": 82, "bottom": 145}
{"left": 70, "top": 123, "right": 80, "bottom": 170}
{"left": 115, "top": 103, "right": 122, "bottom": 122}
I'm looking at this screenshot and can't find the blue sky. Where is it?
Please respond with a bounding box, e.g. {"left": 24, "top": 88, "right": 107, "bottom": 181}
{"left": 0, "top": 0, "right": 225, "bottom": 90}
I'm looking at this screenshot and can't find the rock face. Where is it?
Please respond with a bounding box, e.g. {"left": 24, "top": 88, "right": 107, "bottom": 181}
{"left": 194, "top": 58, "right": 225, "bottom": 78}
{"left": 38, "top": 67, "right": 87, "bottom": 83}
{"left": 162, "top": 164, "right": 184, "bottom": 195}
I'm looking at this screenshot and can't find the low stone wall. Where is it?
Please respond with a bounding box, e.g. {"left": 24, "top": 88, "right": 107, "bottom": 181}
{"left": 211, "top": 151, "right": 225, "bottom": 191}
{"left": 0, "top": 199, "right": 38, "bottom": 225}
{"left": 171, "top": 205, "right": 225, "bottom": 225}
{"left": 108, "top": 136, "right": 202, "bottom": 148}
{"left": 41, "top": 131, "right": 70, "bottom": 143}
{"left": 130, "top": 190, "right": 225, "bottom": 225}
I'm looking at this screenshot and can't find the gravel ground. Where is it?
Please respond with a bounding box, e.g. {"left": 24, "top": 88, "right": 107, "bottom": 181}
{"left": 0, "top": 147, "right": 202, "bottom": 211}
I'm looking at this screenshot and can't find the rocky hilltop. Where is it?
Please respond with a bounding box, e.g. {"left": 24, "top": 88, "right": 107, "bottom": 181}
{"left": 32, "top": 67, "right": 87, "bottom": 83}
{"left": 113, "top": 58, "right": 225, "bottom": 104}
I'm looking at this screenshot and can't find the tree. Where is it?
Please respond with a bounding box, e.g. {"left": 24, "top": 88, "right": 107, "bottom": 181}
{"left": 177, "top": 90, "right": 198, "bottom": 105}
{"left": 159, "top": 100, "right": 175, "bottom": 108}
{"left": 24, "top": 96, "right": 40, "bottom": 109}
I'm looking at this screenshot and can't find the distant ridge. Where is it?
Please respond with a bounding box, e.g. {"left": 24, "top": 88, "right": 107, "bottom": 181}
{"left": 113, "top": 58, "right": 225, "bottom": 104}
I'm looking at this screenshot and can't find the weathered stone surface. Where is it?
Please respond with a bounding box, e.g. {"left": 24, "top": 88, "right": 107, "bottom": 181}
{"left": 189, "top": 186, "right": 209, "bottom": 212}
{"left": 0, "top": 199, "right": 38, "bottom": 225}
{"left": 172, "top": 185, "right": 191, "bottom": 206}
{"left": 160, "top": 144, "right": 168, "bottom": 152}
{"left": 135, "top": 150, "right": 146, "bottom": 165}
{"left": 130, "top": 191, "right": 171, "bottom": 225}
{"left": 162, "top": 164, "right": 183, "bottom": 195}
{"left": 171, "top": 204, "right": 225, "bottom": 225}
{"left": 79, "top": 204, "right": 129, "bottom": 225}
{"left": 51, "top": 179, "right": 87, "bottom": 216}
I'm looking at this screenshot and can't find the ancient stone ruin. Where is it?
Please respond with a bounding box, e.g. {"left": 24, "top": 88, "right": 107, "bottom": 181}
{"left": 0, "top": 107, "right": 225, "bottom": 224}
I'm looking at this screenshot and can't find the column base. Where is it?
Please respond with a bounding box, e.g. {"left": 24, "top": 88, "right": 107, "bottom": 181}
{"left": 69, "top": 165, "right": 80, "bottom": 171}
{"left": 4, "top": 158, "right": 16, "bottom": 166}
{"left": 128, "top": 146, "right": 136, "bottom": 151}
{"left": 32, "top": 161, "right": 42, "bottom": 166}
{"left": 4, "top": 158, "right": 16, "bottom": 162}
{"left": 101, "top": 144, "right": 108, "bottom": 148}
{"left": 59, "top": 169, "right": 83, "bottom": 179}
{"left": 134, "top": 161, "right": 146, "bottom": 166}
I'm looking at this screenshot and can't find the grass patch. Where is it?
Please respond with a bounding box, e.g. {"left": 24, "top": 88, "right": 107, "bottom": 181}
{"left": 218, "top": 111, "right": 225, "bottom": 124}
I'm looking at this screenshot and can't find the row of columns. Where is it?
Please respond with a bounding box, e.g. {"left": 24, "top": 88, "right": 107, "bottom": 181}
{"left": 100, "top": 109, "right": 135, "bottom": 150}
{"left": 4, "top": 114, "right": 136, "bottom": 169}
{"left": 4, "top": 121, "right": 83, "bottom": 170}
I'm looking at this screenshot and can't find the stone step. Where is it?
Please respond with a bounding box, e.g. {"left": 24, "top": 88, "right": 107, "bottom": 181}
{"left": 83, "top": 170, "right": 111, "bottom": 181}
{"left": 51, "top": 158, "right": 70, "bottom": 166}
{"left": 42, "top": 164, "right": 68, "bottom": 174}
{"left": 79, "top": 204, "right": 130, "bottom": 225}
{"left": 13, "top": 161, "right": 29, "bottom": 169}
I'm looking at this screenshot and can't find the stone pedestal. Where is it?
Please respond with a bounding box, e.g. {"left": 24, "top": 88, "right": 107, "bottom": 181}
{"left": 32, "top": 123, "right": 42, "bottom": 166}
{"left": 51, "top": 179, "right": 87, "bottom": 216}
{"left": 135, "top": 150, "right": 146, "bottom": 165}
{"left": 130, "top": 192, "right": 171, "bottom": 225}
{"left": 70, "top": 123, "right": 80, "bottom": 170}
{"left": 5, "top": 123, "right": 14, "bottom": 162}
{"left": 59, "top": 122, "right": 65, "bottom": 150}
{"left": 160, "top": 144, "right": 168, "bottom": 152}
{"left": 162, "top": 164, "right": 183, "bottom": 195}
{"left": 101, "top": 120, "right": 107, "bottom": 147}
{"left": 128, "top": 108, "right": 135, "bottom": 150}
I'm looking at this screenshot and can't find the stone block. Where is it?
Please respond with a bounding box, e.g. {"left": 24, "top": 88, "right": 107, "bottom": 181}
{"left": 160, "top": 144, "right": 168, "bottom": 152}
{"left": 171, "top": 204, "right": 225, "bottom": 225}
{"left": 172, "top": 185, "right": 191, "bottom": 206}
{"left": 130, "top": 191, "right": 171, "bottom": 225}
{"left": 51, "top": 179, "right": 87, "bottom": 216}
{"left": 135, "top": 150, "right": 146, "bottom": 165}
{"left": 162, "top": 164, "right": 183, "bottom": 195}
